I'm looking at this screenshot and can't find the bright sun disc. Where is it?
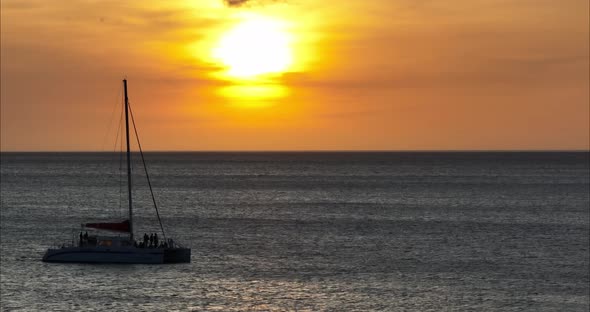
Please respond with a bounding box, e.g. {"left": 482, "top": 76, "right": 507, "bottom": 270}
{"left": 213, "top": 16, "right": 293, "bottom": 79}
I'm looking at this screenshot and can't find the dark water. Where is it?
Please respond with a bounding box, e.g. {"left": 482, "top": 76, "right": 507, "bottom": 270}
{"left": 1, "top": 152, "right": 589, "bottom": 311}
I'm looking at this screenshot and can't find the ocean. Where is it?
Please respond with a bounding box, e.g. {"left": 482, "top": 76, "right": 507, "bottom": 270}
{"left": 1, "top": 152, "right": 588, "bottom": 311}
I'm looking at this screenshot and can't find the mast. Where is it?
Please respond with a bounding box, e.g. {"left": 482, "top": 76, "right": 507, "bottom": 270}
{"left": 123, "top": 79, "right": 134, "bottom": 241}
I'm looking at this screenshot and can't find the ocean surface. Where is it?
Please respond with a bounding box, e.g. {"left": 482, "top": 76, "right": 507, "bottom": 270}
{"left": 1, "top": 152, "right": 588, "bottom": 311}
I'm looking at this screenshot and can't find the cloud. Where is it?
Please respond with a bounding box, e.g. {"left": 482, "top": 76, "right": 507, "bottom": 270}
{"left": 223, "top": 0, "right": 283, "bottom": 7}
{"left": 224, "top": 0, "right": 249, "bottom": 6}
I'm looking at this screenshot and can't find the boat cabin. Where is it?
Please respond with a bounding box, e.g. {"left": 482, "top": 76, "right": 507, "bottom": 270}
{"left": 80, "top": 235, "right": 132, "bottom": 248}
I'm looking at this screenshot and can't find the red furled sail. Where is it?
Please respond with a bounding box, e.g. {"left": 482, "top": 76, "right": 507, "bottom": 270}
{"left": 85, "top": 220, "right": 130, "bottom": 233}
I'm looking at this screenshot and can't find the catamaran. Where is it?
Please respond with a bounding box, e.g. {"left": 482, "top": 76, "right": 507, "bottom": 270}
{"left": 42, "top": 79, "right": 191, "bottom": 264}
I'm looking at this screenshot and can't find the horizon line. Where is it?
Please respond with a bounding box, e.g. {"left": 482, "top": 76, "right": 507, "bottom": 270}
{"left": 1, "top": 149, "right": 589, "bottom": 153}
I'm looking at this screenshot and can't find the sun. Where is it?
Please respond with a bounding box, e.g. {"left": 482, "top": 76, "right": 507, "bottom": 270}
{"left": 213, "top": 16, "right": 293, "bottom": 79}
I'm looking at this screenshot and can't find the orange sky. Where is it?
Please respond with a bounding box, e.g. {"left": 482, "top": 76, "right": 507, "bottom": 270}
{"left": 1, "top": 0, "right": 589, "bottom": 151}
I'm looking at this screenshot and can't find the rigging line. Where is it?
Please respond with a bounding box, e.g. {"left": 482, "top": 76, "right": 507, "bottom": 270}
{"left": 100, "top": 83, "right": 123, "bottom": 151}
{"left": 113, "top": 94, "right": 124, "bottom": 153}
{"left": 110, "top": 91, "right": 124, "bottom": 217}
{"left": 116, "top": 106, "right": 124, "bottom": 218}
{"left": 109, "top": 87, "right": 125, "bottom": 219}
{"left": 128, "top": 101, "right": 167, "bottom": 242}
{"left": 112, "top": 108, "right": 121, "bottom": 218}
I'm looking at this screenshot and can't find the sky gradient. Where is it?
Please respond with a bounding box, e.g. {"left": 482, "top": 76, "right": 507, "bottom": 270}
{"left": 1, "top": 0, "right": 589, "bottom": 151}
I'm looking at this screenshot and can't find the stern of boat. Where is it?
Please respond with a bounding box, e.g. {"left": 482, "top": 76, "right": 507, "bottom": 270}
{"left": 163, "top": 247, "right": 191, "bottom": 263}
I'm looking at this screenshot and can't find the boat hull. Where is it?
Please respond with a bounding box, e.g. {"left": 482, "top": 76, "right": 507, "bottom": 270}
{"left": 42, "top": 246, "right": 190, "bottom": 264}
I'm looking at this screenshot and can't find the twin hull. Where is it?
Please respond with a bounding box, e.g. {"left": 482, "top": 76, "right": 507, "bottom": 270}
{"left": 42, "top": 246, "right": 191, "bottom": 264}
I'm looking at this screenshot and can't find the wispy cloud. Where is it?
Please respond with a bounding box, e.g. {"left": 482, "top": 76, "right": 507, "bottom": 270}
{"left": 222, "top": 0, "right": 284, "bottom": 7}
